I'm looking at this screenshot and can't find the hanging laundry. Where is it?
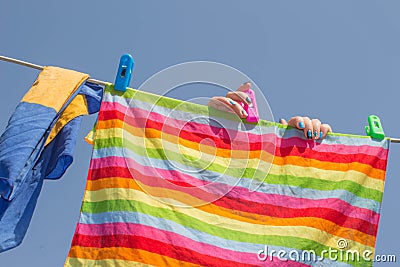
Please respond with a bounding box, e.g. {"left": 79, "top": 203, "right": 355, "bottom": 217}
{"left": 66, "top": 84, "right": 389, "bottom": 267}
{"left": 0, "top": 67, "right": 103, "bottom": 252}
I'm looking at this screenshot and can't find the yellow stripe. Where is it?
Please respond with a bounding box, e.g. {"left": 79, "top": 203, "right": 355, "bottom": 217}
{"left": 269, "top": 164, "right": 384, "bottom": 192}
{"left": 83, "top": 186, "right": 374, "bottom": 252}
{"left": 65, "top": 257, "right": 156, "bottom": 267}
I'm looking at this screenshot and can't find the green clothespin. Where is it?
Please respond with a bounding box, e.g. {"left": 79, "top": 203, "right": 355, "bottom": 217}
{"left": 365, "top": 115, "right": 385, "bottom": 140}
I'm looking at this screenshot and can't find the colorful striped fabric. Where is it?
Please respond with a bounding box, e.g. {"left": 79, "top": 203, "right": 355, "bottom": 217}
{"left": 65, "top": 84, "right": 389, "bottom": 267}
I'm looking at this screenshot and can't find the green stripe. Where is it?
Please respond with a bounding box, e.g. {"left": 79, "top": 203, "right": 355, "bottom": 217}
{"left": 93, "top": 136, "right": 382, "bottom": 202}
{"left": 266, "top": 175, "right": 383, "bottom": 203}
{"left": 82, "top": 198, "right": 370, "bottom": 267}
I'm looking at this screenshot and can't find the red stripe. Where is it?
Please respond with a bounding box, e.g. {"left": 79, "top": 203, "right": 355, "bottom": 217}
{"left": 275, "top": 146, "right": 387, "bottom": 170}
{"left": 88, "top": 166, "right": 378, "bottom": 236}
{"left": 97, "top": 109, "right": 387, "bottom": 170}
{"left": 72, "top": 234, "right": 263, "bottom": 267}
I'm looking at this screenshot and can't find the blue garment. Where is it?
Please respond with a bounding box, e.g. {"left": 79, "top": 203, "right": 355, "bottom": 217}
{"left": 0, "top": 81, "right": 103, "bottom": 252}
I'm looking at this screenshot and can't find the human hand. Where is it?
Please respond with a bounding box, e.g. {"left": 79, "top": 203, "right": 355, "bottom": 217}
{"left": 280, "top": 117, "right": 332, "bottom": 140}
{"left": 207, "top": 82, "right": 253, "bottom": 119}
{"left": 208, "top": 82, "right": 332, "bottom": 140}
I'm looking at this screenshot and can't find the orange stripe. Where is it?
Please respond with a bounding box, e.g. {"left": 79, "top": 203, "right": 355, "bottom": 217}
{"left": 97, "top": 117, "right": 124, "bottom": 129}
{"left": 85, "top": 178, "right": 376, "bottom": 247}
{"left": 272, "top": 155, "right": 385, "bottom": 180}
{"left": 67, "top": 246, "right": 202, "bottom": 267}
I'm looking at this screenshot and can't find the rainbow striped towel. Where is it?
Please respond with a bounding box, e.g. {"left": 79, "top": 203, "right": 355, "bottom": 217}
{"left": 65, "top": 85, "right": 389, "bottom": 267}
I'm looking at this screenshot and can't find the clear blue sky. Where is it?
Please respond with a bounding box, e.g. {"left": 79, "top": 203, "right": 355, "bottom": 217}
{"left": 1, "top": 1, "right": 400, "bottom": 266}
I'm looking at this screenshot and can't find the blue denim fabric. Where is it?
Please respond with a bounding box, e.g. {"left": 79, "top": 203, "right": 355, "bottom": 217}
{"left": 0, "top": 82, "right": 103, "bottom": 252}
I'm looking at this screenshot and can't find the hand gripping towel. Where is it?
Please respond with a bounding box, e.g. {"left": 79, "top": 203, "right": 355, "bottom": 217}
{"left": 65, "top": 84, "right": 389, "bottom": 267}
{"left": 0, "top": 67, "right": 103, "bottom": 252}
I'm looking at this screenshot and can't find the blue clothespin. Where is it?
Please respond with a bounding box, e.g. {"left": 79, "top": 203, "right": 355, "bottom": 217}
{"left": 114, "top": 54, "right": 134, "bottom": 92}
{"left": 365, "top": 115, "right": 385, "bottom": 140}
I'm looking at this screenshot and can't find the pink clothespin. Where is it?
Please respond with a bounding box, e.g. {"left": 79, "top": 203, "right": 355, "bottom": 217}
{"left": 238, "top": 82, "right": 259, "bottom": 123}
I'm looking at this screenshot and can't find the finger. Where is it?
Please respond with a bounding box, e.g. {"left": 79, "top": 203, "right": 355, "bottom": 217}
{"left": 280, "top": 118, "right": 288, "bottom": 125}
{"left": 287, "top": 116, "right": 312, "bottom": 138}
{"left": 311, "top": 119, "right": 321, "bottom": 140}
{"left": 208, "top": 97, "right": 229, "bottom": 111}
{"left": 320, "top": 124, "right": 332, "bottom": 139}
{"left": 236, "top": 82, "right": 251, "bottom": 92}
{"left": 303, "top": 117, "right": 313, "bottom": 139}
{"left": 207, "top": 97, "right": 248, "bottom": 118}
{"left": 227, "top": 82, "right": 253, "bottom": 106}
{"left": 226, "top": 91, "right": 252, "bottom": 107}
{"left": 287, "top": 116, "right": 306, "bottom": 130}
{"left": 208, "top": 97, "right": 234, "bottom": 113}
{"left": 223, "top": 97, "right": 248, "bottom": 118}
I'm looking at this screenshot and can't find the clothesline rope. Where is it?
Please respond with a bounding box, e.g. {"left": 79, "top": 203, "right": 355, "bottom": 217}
{"left": 0, "top": 55, "right": 107, "bottom": 86}
{"left": 1, "top": 54, "right": 399, "bottom": 143}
